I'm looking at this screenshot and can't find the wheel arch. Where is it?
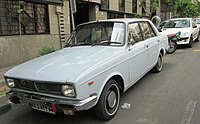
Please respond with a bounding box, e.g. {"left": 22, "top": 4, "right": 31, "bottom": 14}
{"left": 98, "top": 73, "right": 125, "bottom": 100}
{"left": 160, "top": 48, "right": 164, "bottom": 56}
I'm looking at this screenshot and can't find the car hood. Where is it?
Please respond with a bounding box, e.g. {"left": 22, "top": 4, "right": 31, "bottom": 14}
{"left": 5, "top": 46, "right": 124, "bottom": 83}
{"left": 161, "top": 28, "right": 191, "bottom": 35}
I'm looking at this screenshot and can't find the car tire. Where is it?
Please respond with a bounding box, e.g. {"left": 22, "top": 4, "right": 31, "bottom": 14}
{"left": 152, "top": 53, "right": 163, "bottom": 73}
{"left": 188, "top": 36, "right": 193, "bottom": 48}
{"left": 94, "top": 79, "right": 120, "bottom": 120}
{"left": 195, "top": 33, "right": 199, "bottom": 42}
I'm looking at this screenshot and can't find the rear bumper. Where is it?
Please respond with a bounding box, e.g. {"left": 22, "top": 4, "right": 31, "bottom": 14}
{"left": 6, "top": 89, "right": 97, "bottom": 111}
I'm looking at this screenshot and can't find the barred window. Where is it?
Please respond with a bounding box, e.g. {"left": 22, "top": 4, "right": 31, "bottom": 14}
{"left": 101, "top": 0, "right": 109, "bottom": 9}
{"left": 0, "top": 0, "right": 49, "bottom": 36}
{"left": 119, "top": 0, "right": 125, "bottom": 12}
{"left": 132, "top": 0, "right": 137, "bottom": 13}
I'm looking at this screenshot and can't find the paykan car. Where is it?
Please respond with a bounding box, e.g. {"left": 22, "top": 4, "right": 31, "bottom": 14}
{"left": 5, "top": 18, "right": 168, "bottom": 120}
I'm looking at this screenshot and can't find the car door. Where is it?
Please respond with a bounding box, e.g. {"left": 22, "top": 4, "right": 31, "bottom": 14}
{"left": 139, "top": 21, "right": 159, "bottom": 69}
{"left": 127, "top": 22, "right": 148, "bottom": 85}
{"left": 191, "top": 19, "right": 199, "bottom": 40}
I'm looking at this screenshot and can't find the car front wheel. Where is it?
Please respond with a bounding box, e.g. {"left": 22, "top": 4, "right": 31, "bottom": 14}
{"left": 94, "top": 79, "right": 120, "bottom": 120}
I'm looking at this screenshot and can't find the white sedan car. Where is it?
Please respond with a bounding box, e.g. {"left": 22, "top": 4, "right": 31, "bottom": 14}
{"left": 161, "top": 18, "right": 199, "bottom": 47}
{"left": 5, "top": 18, "right": 168, "bottom": 120}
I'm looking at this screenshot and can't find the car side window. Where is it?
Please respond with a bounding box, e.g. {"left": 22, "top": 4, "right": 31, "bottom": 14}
{"left": 128, "top": 23, "right": 143, "bottom": 44}
{"left": 139, "top": 22, "right": 156, "bottom": 40}
{"left": 192, "top": 19, "right": 197, "bottom": 28}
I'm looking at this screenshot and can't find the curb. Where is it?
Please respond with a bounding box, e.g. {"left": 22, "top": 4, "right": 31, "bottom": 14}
{"left": 0, "top": 102, "right": 11, "bottom": 116}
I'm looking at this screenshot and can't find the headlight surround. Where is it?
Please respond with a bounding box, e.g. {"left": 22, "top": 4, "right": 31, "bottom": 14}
{"left": 5, "top": 78, "right": 15, "bottom": 88}
{"left": 61, "top": 85, "right": 75, "bottom": 97}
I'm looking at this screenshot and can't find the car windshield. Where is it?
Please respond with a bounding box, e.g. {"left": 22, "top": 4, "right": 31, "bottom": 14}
{"left": 195, "top": 19, "right": 200, "bottom": 24}
{"left": 163, "top": 19, "right": 190, "bottom": 28}
{"left": 66, "top": 22, "right": 125, "bottom": 47}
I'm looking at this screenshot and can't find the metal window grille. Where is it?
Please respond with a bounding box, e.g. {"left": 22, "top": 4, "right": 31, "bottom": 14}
{"left": 0, "top": 0, "right": 49, "bottom": 36}
{"left": 101, "top": 0, "right": 109, "bottom": 9}
{"left": 132, "top": 0, "right": 137, "bottom": 13}
{"left": 119, "top": 0, "right": 125, "bottom": 12}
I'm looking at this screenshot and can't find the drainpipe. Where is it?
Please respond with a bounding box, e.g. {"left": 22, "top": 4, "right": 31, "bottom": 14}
{"left": 70, "top": 0, "right": 76, "bottom": 30}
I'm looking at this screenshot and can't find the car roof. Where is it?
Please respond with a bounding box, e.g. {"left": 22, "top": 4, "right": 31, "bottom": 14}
{"left": 77, "top": 18, "right": 150, "bottom": 27}
{"left": 169, "top": 18, "right": 192, "bottom": 20}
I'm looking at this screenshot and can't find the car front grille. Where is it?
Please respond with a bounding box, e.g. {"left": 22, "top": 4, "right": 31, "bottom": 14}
{"left": 19, "top": 80, "right": 36, "bottom": 91}
{"left": 14, "top": 79, "right": 62, "bottom": 95}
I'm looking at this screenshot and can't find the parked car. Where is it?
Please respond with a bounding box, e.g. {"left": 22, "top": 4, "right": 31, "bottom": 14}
{"left": 4, "top": 18, "right": 168, "bottom": 120}
{"left": 161, "top": 18, "right": 199, "bottom": 47}
{"left": 158, "top": 19, "right": 169, "bottom": 31}
{"left": 194, "top": 18, "right": 200, "bottom": 32}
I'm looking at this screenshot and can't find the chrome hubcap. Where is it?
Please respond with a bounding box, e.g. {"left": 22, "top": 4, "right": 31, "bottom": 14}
{"left": 107, "top": 91, "right": 117, "bottom": 108}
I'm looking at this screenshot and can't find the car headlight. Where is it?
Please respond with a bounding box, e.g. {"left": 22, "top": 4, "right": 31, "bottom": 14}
{"left": 181, "top": 32, "right": 189, "bottom": 37}
{"left": 5, "top": 78, "right": 15, "bottom": 88}
{"left": 61, "top": 85, "right": 75, "bottom": 97}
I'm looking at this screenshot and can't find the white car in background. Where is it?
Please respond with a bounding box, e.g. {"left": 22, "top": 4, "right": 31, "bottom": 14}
{"left": 161, "top": 18, "right": 199, "bottom": 47}
{"left": 195, "top": 18, "right": 200, "bottom": 32}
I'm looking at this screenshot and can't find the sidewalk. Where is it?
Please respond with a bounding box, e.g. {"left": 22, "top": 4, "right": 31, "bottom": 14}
{"left": 0, "top": 66, "right": 15, "bottom": 116}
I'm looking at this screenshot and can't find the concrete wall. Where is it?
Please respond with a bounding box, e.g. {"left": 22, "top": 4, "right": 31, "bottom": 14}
{"left": 125, "top": 0, "right": 132, "bottom": 13}
{"left": 0, "top": 35, "right": 60, "bottom": 68}
{"left": 137, "top": 0, "right": 142, "bottom": 16}
{"left": 0, "top": 0, "right": 70, "bottom": 68}
{"left": 96, "top": 11, "right": 107, "bottom": 20}
{"left": 109, "top": 0, "right": 119, "bottom": 11}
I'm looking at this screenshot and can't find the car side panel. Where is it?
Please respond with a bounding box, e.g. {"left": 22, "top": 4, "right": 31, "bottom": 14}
{"left": 146, "top": 37, "right": 160, "bottom": 69}
{"left": 128, "top": 41, "right": 148, "bottom": 86}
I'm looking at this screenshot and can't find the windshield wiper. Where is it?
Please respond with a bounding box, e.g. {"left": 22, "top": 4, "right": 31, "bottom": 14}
{"left": 65, "top": 43, "right": 93, "bottom": 47}
{"left": 92, "top": 41, "right": 122, "bottom": 46}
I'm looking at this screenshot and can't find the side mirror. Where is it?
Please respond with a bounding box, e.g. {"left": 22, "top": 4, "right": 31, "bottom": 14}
{"left": 158, "top": 28, "right": 162, "bottom": 32}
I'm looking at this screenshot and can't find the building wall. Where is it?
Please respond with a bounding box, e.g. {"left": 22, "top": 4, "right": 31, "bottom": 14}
{"left": 0, "top": 0, "right": 70, "bottom": 68}
{"left": 137, "top": 0, "right": 142, "bottom": 16}
{"left": 0, "top": 35, "right": 60, "bottom": 68}
{"left": 109, "top": 0, "right": 119, "bottom": 11}
{"left": 125, "top": 0, "right": 132, "bottom": 13}
{"left": 96, "top": 11, "right": 107, "bottom": 20}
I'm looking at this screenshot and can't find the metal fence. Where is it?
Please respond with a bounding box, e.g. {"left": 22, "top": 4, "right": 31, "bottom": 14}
{"left": 0, "top": 0, "right": 49, "bottom": 36}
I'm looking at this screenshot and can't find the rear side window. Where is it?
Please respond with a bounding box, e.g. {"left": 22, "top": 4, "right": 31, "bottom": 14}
{"left": 139, "top": 22, "right": 156, "bottom": 40}
{"left": 128, "top": 23, "right": 143, "bottom": 44}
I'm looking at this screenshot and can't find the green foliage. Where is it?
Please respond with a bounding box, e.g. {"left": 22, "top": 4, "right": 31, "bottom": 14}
{"left": 13, "top": 1, "right": 25, "bottom": 13}
{"left": 152, "top": 0, "right": 158, "bottom": 12}
{"left": 39, "top": 46, "right": 56, "bottom": 56}
{"left": 176, "top": 0, "right": 199, "bottom": 17}
{"left": 162, "top": 0, "right": 177, "bottom": 5}
{"left": 133, "top": 13, "right": 142, "bottom": 18}
{"left": 163, "top": 0, "right": 200, "bottom": 18}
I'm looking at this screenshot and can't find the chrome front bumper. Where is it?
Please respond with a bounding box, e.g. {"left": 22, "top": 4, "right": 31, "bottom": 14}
{"left": 7, "top": 89, "right": 97, "bottom": 111}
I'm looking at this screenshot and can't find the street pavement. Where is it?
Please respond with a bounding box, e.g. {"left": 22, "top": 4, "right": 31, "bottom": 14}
{"left": 0, "top": 66, "right": 14, "bottom": 116}
{"left": 0, "top": 42, "right": 200, "bottom": 124}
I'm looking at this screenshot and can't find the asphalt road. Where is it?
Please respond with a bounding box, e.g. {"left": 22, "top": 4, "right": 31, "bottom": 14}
{"left": 1, "top": 42, "right": 200, "bottom": 124}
